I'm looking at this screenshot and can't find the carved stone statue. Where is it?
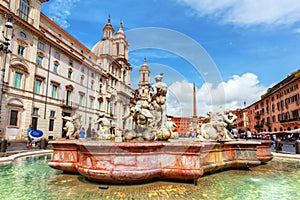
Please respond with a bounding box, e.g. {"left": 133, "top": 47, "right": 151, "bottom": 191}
{"left": 95, "top": 113, "right": 113, "bottom": 140}
{"left": 123, "top": 101, "right": 155, "bottom": 141}
{"left": 196, "top": 111, "right": 237, "bottom": 141}
{"left": 123, "top": 73, "right": 171, "bottom": 141}
{"left": 123, "top": 101, "right": 153, "bottom": 130}
{"left": 72, "top": 115, "right": 82, "bottom": 138}
{"left": 165, "top": 118, "right": 178, "bottom": 139}
{"left": 63, "top": 116, "right": 75, "bottom": 139}
{"left": 63, "top": 115, "right": 82, "bottom": 139}
{"left": 149, "top": 73, "right": 168, "bottom": 127}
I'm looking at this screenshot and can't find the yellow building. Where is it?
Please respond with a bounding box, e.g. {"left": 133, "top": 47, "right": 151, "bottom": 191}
{"left": 0, "top": 0, "right": 132, "bottom": 140}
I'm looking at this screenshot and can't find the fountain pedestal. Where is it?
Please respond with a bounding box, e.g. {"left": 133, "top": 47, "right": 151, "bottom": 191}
{"left": 48, "top": 139, "right": 273, "bottom": 184}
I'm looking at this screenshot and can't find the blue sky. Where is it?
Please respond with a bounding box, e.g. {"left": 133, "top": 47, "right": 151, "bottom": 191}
{"left": 41, "top": 0, "right": 300, "bottom": 117}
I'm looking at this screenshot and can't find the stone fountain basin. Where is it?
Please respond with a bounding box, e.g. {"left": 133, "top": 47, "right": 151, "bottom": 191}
{"left": 48, "top": 139, "right": 273, "bottom": 184}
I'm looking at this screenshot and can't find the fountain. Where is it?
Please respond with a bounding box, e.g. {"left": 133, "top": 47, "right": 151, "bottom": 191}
{"left": 1, "top": 154, "right": 299, "bottom": 199}
{"left": 48, "top": 74, "right": 273, "bottom": 184}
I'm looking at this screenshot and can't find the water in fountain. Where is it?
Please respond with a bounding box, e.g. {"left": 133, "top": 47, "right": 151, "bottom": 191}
{"left": 0, "top": 154, "right": 299, "bottom": 200}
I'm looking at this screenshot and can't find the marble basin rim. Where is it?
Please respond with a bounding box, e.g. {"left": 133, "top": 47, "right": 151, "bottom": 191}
{"left": 48, "top": 139, "right": 273, "bottom": 184}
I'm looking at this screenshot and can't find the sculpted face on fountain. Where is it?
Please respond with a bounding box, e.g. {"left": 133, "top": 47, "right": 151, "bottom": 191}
{"left": 196, "top": 111, "right": 237, "bottom": 141}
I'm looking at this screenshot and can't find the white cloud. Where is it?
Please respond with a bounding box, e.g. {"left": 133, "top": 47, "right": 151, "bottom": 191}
{"left": 47, "top": 0, "right": 80, "bottom": 29}
{"left": 294, "top": 28, "right": 300, "bottom": 33}
{"left": 178, "top": 0, "right": 300, "bottom": 26}
{"left": 167, "top": 73, "right": 267, "bottom": 117}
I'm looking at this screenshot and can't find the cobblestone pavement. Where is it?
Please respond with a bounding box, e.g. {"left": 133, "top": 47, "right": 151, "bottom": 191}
{"left": 0, "top": 140, "right": 52, "bottom": 157}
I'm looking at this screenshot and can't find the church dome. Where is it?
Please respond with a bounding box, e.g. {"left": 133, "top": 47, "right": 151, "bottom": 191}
{"left": 91, "top": 39, "right": 112, "bottom": 56}
{"left": 91, "top": 16, "right": 114, "bottom": 56}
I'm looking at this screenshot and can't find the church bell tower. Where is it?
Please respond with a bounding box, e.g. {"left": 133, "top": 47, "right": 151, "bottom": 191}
{"left": 138, "top": 58, "right": 150, "bottom": 100}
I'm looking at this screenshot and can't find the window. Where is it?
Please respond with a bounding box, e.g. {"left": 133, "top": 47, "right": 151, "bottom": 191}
{"left": 80, "top": 75, "right": 84, "bottom": 85}
{"left": 110, "top": 98, "right": 113, "bottom": 116}
{"left": 9, "top": 110, "right": 19, "bottom": 126}
{"left": 54, "top": 63, "right": 58, "bottom": 73}
{"left": 19, "top": 0, "right": 29, "bottom": 21}
{"left": 69, "top": 59, "right": 73, "bottom": 66}
{"left": 91, "top": 80, "right": 94, "bottom": 89}
{"left": 33, "top": 107, "right": 39, "bottom": 115}
{"left": 106, "top": 99, "right": 110, "bottom": 112}
{"left": 18, "top": 45, "right": 25, "bottom": 57}
{"left": 34, "top": 79, "right": 42, "bottom": 94}
{"left": 50, "top": 111, "right": 55, "bottom": 117}
{"left": 20, "top": 32, "right": 26, "bottom": 39}
{"left": 48, "top": 111, "right": 55, "bottom": 131}
{"left": 68, "top": 69, "right": 72, "bottom": 79}
{"left": 98, "top": 100, "right": 102, "bottom": 110}
{"left": 89, "top": 97, "right": 94, "bottom": 109}
{"left": 111, "top": 66, "right": 114, "bottom": 74}
{"left": 49, "top": 119, "right": 54, "bottom": 131}
{"left": 14, "top": 72, "right": 22, "bottom": 88}
{"left": 55, "top": 51, "right": 60, "bottom": 59}
{"left": 91, "top": 72, "right": 94, "bottom": 78}
{"left": 81, "top": 66, "right": 85, "bottom": 73}
{"left": 116, "top": 43, "right": 119, "bottom": 55}
{"left": 39, "top": 42, "right": 44, "bottom": 50}
{"left": 79, "top": 94, "right": 84, "bottom": 106}
{"left": 51, "top": 85, "right": 57, "bottom": 98}
{"left": 66, "top": 90, "right": 71, "bottom": 106}
{"left": 37, "top": 56, "right": 43, "bottom": 66}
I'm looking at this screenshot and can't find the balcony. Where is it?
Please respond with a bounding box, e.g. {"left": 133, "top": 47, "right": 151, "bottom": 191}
{"left": 2, "top": 82, "right": 9, "bottom": 91}
{"left": 279, "top": 117, "right": 300, "bottom": 123}
{"left": 60, "top": 100, "right": 79, "bottom": 110}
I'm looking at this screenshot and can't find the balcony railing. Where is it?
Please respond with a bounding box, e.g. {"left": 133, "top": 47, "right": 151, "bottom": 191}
{"left": 60, "top": 100, "right": 79, "bottom": 109}
{"left": 279, "top": 117, "right": 300, "bottom": 123}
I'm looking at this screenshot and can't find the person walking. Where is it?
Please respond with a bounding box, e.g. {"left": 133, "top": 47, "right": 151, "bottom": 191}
{"left": 231, "top": 128, "right": 238, "bottom": 139}
{"left": 92, "top": 128, "right": 96, "bottom": 139}
{"left": 79, "top": 127, "right": 85, "bottom": 139}
{"left": 246, "top": 128, "right": 252, "bottom": 140}
{"left": 26, "top": 124, "right": 33, "bottom": 149}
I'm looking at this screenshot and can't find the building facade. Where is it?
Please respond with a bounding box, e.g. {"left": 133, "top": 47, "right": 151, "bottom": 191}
{"left": 242, "top": 70, "right": 300, "bottom": 134}
{"left": 0, "top": 0, "right": 132, "bottom": 140}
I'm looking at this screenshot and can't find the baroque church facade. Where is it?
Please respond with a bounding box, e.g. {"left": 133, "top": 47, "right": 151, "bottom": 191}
{"left": 0, "top": 0, "right": 133, "bottom": 140}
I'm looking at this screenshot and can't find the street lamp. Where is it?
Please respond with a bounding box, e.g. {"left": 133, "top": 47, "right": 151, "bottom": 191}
{"left": 0, "top": 12, "right": 13, "bottom": 140}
